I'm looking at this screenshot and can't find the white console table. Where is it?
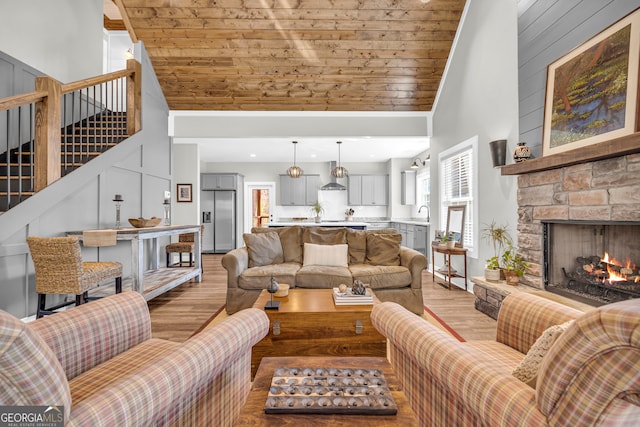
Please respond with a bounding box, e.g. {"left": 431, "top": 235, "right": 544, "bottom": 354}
{"left": 68, "top": 224, "right": 202, "bottom": 301}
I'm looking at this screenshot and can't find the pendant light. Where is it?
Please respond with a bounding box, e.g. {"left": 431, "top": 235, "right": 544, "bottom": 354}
{"left": 331, "top": 141, "right": 348, "bottom": 178}
{"left": 286, "top": 140, "right": 303, "bottom": 178}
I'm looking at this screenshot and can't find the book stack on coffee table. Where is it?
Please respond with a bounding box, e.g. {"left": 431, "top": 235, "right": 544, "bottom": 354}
{"left": 332, "top": 288, "right": 374, "bottom": 306}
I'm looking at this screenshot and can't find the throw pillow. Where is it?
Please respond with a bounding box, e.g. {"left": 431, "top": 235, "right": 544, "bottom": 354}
{"left": 303, "top": 243, "right": 349, "bottom": 267}
{"left": 303, "top": 227, "right": 347, "bottom": 245}
{"left": 365, "top": 233, "right": 401, "bottom": 266}
{"left": 512, "top": 319, "right": 575, "bottom": 388}
{"left": 243, "top": 232, "right": 284, "bottom": 267}
{"left": 346, "top": 229, "right": 367, "bottom": 264}
{"left": 252, "top": 226, "right": 303, "bottom": 263}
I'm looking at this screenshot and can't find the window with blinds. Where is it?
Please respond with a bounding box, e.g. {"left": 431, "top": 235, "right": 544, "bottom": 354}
{"left": 439, "top": 139, "right": 476, "bottom": 252}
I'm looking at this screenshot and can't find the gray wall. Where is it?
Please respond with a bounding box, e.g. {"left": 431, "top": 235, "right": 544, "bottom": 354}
{"left": 518, "top": 0, "right": 640, "bottom": 157}
{"left": 0, "top": 43, "right": 171, "bottom": 318}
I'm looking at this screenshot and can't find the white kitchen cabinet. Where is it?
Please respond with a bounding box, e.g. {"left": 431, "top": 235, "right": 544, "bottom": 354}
{"left": 201, "top": 173, "right": 238, "bottom": 190}
{"left": 348, "top": 174, "right": 388, "bottom": 206}
{"left": 278, "top": 175, "right": 319, "bottom": 206}
{"left": 401, "top": 170, "right": 416, "bottom": 205}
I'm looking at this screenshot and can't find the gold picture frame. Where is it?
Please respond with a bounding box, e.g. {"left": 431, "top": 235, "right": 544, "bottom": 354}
{"left": 542, "top": 8, "right": 640, "bottom": 157}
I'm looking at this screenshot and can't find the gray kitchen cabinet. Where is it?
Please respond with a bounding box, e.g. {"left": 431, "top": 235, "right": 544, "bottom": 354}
{"left": 348, "top": 174, "right": 388, "bottom": 206}
{"left": 279, "top": 175, "right": 319, "bottom": 206}
{"left": 201, "top": 173, "right": 237, "bottom": 190}
{"left": 413, "top": 225, "right": 428, "bottom": 258}
{"left": 401, "top": 170, "right": 416, "bottom": 205}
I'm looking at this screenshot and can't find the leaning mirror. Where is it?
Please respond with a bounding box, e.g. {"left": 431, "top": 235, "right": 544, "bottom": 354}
{"left": 446, "top": 206, "right": 466, "bottom": 247}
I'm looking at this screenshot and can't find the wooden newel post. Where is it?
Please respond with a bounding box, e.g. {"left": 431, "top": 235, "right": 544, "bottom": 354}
{"left": 34, "top": 76, "right": 62, "bottom": 192}
{"left": 126, "top": 59, "right": 142, "bottom": 136}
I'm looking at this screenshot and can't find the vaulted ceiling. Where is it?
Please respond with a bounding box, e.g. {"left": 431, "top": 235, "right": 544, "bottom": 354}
{"left": 112, "top": 0, "right": 466, "bottom": 112}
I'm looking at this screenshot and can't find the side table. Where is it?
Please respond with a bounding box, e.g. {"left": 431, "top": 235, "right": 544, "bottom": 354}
{"left": 431, "top": 242, "right": 468, "bottom": 290}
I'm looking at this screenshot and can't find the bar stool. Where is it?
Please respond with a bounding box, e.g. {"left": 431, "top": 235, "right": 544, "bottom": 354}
{"left": 26, "top": 236, "right": 123, "bottom": 318}
{"left": 166, "top": 225, "right": 203, "bottom": 269}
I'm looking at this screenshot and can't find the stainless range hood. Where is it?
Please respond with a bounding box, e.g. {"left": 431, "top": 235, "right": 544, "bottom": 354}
{"left": 320, "top": 161, "right": 346, "bottom": 190}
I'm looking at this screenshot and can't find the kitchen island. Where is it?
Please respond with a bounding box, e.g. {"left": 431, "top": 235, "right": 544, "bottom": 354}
{"left": 268, "top": 220, "right": 368, "bottom": 229}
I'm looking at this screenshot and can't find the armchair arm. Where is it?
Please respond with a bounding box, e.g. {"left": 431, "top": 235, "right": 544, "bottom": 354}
{"left": 222, "top": 247, "right": 249, "bottom": 289}
{"left": 496, "top": 292, "right": 582, "bottom": 354}
{"left": 30, "top": 291, "right": 151, "bottom": 380}
{"left": 371, "top": 302, "right": 546, "bottom": 427}
{"left": 399, "top": 246, "right": 427, "bottom": 290}
{"left": 68, "top": 308, "right": 270, "bottom": 427}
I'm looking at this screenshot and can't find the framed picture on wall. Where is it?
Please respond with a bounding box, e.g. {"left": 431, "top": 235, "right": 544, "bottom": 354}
{"left": 177, "top": 184, "right": 192, "bottom": 202}
{"left": 542, "top": 8, "right": 640, "bottom": 157}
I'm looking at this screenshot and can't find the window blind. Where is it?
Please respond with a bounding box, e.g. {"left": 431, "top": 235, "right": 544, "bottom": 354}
{"left": 440, "top": 147, "right": 474, "bottom": 250}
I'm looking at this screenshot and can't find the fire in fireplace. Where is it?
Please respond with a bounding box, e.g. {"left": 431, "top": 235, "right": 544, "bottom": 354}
{"left": 543, "top": 221, "right": 640, "bottom": 306}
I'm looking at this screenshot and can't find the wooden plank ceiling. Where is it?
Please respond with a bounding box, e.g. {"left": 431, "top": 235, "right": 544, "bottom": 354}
{"left": 115, "top": 0, "right": 465, "bottom": 111}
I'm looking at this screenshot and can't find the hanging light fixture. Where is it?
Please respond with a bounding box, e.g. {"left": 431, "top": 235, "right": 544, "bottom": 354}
{"left": 286, "top": 140, "right": 303, "bottom": 178}
{"left": 331, "top": 141, "right": 348, "bottom": 178}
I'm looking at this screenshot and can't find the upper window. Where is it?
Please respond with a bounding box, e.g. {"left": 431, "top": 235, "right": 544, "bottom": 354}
{"left": 439, "top": 136, "right": 477, "bottom": 255}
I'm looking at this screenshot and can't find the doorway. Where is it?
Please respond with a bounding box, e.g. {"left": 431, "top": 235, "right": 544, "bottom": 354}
{"left": 244, "top": 182, "right": 276, "bottom": 232}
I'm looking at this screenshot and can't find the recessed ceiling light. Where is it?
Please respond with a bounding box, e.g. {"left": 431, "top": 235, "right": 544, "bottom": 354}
{"left": 250, "top": 153, "right": 256, "bottom": 157}
{"left": 310, "top": 154, "right": 317, "bottom": 158}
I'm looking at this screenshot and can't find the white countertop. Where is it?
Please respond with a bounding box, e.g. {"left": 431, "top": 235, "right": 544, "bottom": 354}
{"left": 268, "top": 221, "right": 369, "bottom": 227}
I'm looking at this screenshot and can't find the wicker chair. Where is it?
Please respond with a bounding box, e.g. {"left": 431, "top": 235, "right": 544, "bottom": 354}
{"left": 26, "top": 236, "right": 123, "bottom": 318}
{"left": 166, "top": 226, "right": 203, "bottom": 268}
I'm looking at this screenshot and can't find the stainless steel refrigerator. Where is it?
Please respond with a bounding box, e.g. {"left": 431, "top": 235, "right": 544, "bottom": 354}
{"left": 201, "top": 190, "right": 236, "bottom": 253}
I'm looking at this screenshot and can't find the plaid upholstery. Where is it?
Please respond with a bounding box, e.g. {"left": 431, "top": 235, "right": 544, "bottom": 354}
{"left": 3, "top": 292, "right": 269, "bottom": 427}
{"left": 31, "top": 291, "right": 151, "bottom": 380}
{"left": 371, "top": 294, "right": 640, "bottom": 426}
{"left": 0, "top": 309, "right": 72, "bottom": 422}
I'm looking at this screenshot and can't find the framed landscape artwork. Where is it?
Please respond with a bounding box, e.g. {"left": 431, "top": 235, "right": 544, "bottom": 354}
{"left": 542, "top": 8, "right": 640, "bottom": 157}
{"left": 177, "top": 184, "right": 192, "bottom": 202}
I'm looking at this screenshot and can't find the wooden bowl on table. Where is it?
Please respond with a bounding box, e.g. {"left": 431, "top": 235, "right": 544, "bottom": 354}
{"left": 128, "top": 217, "right": 162, "bottom": 228}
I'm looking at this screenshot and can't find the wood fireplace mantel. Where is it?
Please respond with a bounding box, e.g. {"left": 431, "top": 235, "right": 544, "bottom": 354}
{"left": 500, "top": 132, "right": 640, "bottom": 175}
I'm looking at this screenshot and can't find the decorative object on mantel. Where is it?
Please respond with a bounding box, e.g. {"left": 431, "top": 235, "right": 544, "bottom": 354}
{"left": 286, "top": 140, "right": 303, "bottom": 178}
{"left": 489, "top": 139, "right": 507, "bottom": 168}
{"left": 543, "top": 8, "right": 640, "bottom": 158}
{"left": 513, "top": 142, "right": 532, "bottom": 162}
{"left": 113, "top": 194, "right": 124, "bottom": 229}
{"left": 330, "top": 140, "right": 348, "bottom": 178}
{"left": 128, "top": 217, "right": 162, "bottom": 228}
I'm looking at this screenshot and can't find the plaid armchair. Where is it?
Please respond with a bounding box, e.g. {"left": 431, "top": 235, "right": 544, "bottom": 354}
{"left": 371, "top": 292, "right": 640, "bottom": 426}
{"left": 1, "top": 291, "right": 268, "bottom": 426}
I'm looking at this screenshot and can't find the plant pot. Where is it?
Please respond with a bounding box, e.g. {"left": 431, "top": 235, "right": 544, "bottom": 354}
{"left": 503, "top": 270, "right": 520, "bottom": 286}
{"left": 314, "top": 216, "right": 321, "bottom": 223}
{"left": 489, "top": 139, "right": 507, "bottom": 168}
{"left": 446, "top": 240, "right": 456, "bottom": 249}
{"left": 484, "top": 268, "right": 501, "bottom": 282}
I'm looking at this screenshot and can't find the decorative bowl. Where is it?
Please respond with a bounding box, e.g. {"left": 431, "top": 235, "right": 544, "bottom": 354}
{"left": 128, "top": 217, "right": 162, "bottom": 228}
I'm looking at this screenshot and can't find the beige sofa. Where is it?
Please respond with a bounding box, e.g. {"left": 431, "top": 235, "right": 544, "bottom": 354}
{"left": 371, "top": 292, "right": 640, "bottom": 426}
{"left": 222, "top": 226, "right": 427, "bottom": 314}
{"left": 0, "top": 292, "right": 269, "bottom": 427}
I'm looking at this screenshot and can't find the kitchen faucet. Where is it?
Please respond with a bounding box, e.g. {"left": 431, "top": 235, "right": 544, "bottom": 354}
{"left": 418, "top": 205, "right": 430, "bottom": 223}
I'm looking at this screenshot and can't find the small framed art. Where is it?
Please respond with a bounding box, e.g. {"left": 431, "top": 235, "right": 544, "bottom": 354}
{"left": 177, "top": 184, "right": 192, "bottom": 202}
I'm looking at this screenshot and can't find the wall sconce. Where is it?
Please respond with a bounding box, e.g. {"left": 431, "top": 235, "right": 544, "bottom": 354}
{"left": 124, "top": 48, "right": 134, "bottom": 59}
{"left": 410, "top": 154, "right": 430, "bottom": 169}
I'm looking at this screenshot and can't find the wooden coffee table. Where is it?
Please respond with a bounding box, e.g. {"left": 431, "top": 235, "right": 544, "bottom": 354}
{"left": 236, "top": 356, "right": 418, "bottom": 426}
{"left": 251, "top": 289, "right": 386, "bottom": 378}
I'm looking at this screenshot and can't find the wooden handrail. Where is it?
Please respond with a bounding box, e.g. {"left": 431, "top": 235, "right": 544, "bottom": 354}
{"left": 0, "top": 91, "right": 47, "bottom": 113}
{"left": 61, "top": 67, "right": 133, "bottom": 94}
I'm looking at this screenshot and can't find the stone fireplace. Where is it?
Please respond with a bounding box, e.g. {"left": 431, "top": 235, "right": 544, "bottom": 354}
{"left": 516, "top": 154, "right": 640, "bottom": 305}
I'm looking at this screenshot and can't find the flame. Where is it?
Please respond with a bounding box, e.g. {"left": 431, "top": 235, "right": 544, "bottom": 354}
{"left": 601, "top": 252, "right": 636, "bottom": 283}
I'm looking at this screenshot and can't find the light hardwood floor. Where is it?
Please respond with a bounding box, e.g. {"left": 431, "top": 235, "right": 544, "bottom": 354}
{"left": 147, "top": 254, "right": 498, "bottom": 342}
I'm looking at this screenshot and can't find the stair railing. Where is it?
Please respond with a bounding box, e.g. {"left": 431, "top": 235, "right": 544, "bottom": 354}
{"left": 0, "top": 59, "right": 141, "bottom": 211}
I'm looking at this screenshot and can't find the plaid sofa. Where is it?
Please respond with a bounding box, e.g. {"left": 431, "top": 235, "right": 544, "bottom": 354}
{"left": 371, "top": 292, "right": 640, "bottom": 426}
{"left": 0, "top": 291, "right": 269, "bottom": 426}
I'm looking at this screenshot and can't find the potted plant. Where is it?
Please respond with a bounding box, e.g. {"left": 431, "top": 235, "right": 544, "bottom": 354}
{"left": 440, "top": 233, "right": 455, "bottom": 249}
{"left": 311, "top": 201, "right": 325, "bottom": 223}
{"left": 481, "top": 221, "right": 511, "bottom": 282}
{"left": 501, "top": 244, "right": 528, "bottom": 286}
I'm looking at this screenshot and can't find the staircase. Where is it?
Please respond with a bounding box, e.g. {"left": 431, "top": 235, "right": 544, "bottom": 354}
{"left": 0, "top": 110, "right": 128, "bottom": 212}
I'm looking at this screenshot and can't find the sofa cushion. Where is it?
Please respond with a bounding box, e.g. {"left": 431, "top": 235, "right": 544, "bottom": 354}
{"left": 238, "top": 263, "right": 300, "bottom": 290}
{"left": 346, "top": 229, "right": 367, "bottom": 264}
{"left": 243, "top": 232, "right": 283, "bottom": 267}
{"left": 303, "top": 227, "right": 347, "bottom": 245}
{"left": 365, "top": 233, "right": 401, "bottom": 266}
{"left": 303, "top": 243, "right": 349, "bottom": 267}
{"left": 349, "top": 264, "right": 412, "bottom": 289}
{"left": 0, "top": 310, "right": 72, "bottom": 420}
{"left": 512, "top": 320, "right": 574, "bottom": 388}
{"left": 69, "top": 338, "right": 178, "bottom": 404}
{"left": 296, "top": 265, "right": 352, "bottom": 289}
{"left": 253, "top": 226, "right": 303, "bottom": 263}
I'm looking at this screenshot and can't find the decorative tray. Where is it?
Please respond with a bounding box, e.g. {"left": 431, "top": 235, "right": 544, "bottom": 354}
{"left": 264, "top": 367, "right": 397, "bottom": 415}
